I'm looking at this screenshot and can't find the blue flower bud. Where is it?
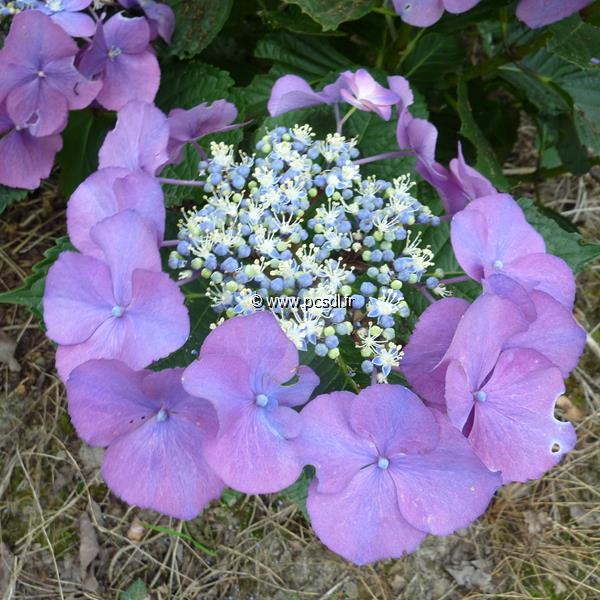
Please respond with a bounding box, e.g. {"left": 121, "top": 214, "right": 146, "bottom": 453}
{"left": 360, "top": 282, "right": 377, "bottom": 295}
{"left": 315, "top": 343, "right": 328, "bottom": 357}
{"left": 325, "top": 335, "right": 339, "bottom": 349}
{"left": 361, "top": 360, "right": 374, "bottom": 374}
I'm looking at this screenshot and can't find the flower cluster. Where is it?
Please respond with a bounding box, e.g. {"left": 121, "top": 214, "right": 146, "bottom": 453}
{"left": 0, "top": 0, "right": 173, "bottom": 188}
{"left": 168, "top": 124, "right": 441, "bottom": 380}
{"left": 393, "top": 0, "right": 593, "bottom": 29}
{"left": 39, "top": 60, "right": 585, "bottom": 567}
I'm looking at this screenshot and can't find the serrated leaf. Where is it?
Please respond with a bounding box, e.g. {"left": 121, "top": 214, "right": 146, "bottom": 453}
{"left": 254, "top": 33, "right": 352, "bottom": 81}
{"left": 283, "top": 0, "right": 375, "bottom": 31}
{"left": 457, "top": 78, "right": 509, "bottom": 190}
{"left": 0, "top": 185, "right": 29, "bottom": 215}
{"left": 156, "top": 61, "right": 242, "bottom": 207}
{"left": 547, "top": 17, "right": 600, "bottom": 69}
{"left": 518, "top": 198, "right": 600, "bottom": 274}
{"left": 403, "top": 33, "right": 464, "bottom": 89}
{"left": 0, "top": 237, "right": 73, "bottom": 320}
{"left": 165, "top": 0, "right": 233, "bottom": 60}
{"left": 120, "top": 579, "right": 149, "bottom": 600}
{"left": 260, "top": 5, "right": 345, "bottom": 36}
{"left": 56, "top": 109, "right": 115, "bottom": 197}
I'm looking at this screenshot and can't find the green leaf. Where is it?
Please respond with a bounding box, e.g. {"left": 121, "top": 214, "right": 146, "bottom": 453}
{"left": 519, "top": 198, "right": 600, "bottom": 274}
{"left": 280, "top": 466, "right": 315, "bottom": 519}
{"left": 282, "top": 0, "right": 375, "bottom": 31}
{"left": 403, "top": 33, "right": 464, "bottom": 89}
{"left": 254, "top": 33, "right": 352, "bottom": 81}
{"left": 0, "top": 185, "right": 29, "bottom": 216}
{"left": 156, "top": 61, "right": 242, "bottom": 207}
{"left": 547, "top": 17, "right": 600, "bottom": 69}
{"left": 120, "top": 579, "right": 149, "bottom": 600}
{"left": 0, "top": 237, "right": 73, "bottom": 320}
{"left": 56, "top": 110, "right": 115, "bottom": 197}
{"left": 260, "top": 5, "right": 345, "bottom": 36}
{"left": 165, "top": 0, "right": 233, "bottom": 60}
{"left": 456, "top": 78, "right": 510, "bottom": 190}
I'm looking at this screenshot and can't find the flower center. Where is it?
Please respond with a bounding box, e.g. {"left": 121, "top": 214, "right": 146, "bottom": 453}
{"left": 474, "top": 390, "right": 487, "bottom": 403}
{"left": 255, "top": 393, "right": 269, "bottom": 407}
{"left": 377, "top": 456, "right": 390, "bottom": 470}
{"left": 493, "top": 259, "right": 503, "bottom": 270}
{"left": 111, "top": 305, "right": 125, "bottom": 318}
{"left": 37, "top": 70, "right": 46, "bottom": 79}
{"left": 108, "top": 46, "right": 122, "bottom": 60}
{"left": 156, "top": 408, "right": 169, "bottom": 422}
{"left": 48, "top": 0, "right": 63, "bottom": 11}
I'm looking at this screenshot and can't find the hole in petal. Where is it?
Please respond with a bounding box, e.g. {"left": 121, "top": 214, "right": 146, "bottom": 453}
{"left": 551, "top": 442, "right": 561, "bottom": 454}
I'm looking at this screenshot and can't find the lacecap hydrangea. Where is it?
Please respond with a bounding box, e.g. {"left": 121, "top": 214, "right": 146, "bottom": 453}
{"left": 39, "top": 62, "right": 585, "bottom": 566}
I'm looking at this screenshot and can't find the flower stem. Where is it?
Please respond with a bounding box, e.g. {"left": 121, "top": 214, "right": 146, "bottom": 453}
{"left": 337, "top": 106, "right": 357, "bottom": 135}
{"left": 440, "top": 275, "right": 470, "bottom": 285}
{"left": 158, "top": 177, "right": 204, "bottom": 188}
{"left": 161, "top": 240, "right": 179, "bottom": 248}
{"left": 416, "top": 285, "right": 436, "bottom": 305}
{"left": 355, "top": 150, "right": 414, "bottom": 165}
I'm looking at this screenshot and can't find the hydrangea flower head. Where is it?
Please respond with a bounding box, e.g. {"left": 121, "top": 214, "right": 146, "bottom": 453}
{"left": 68, "top": 359, "right": 223, "bottom": 519}
{"left": 79, "top": 14, "right": 160, "bottom": 110}
{"left": 43, "top": 210, "right": 189, "bottom": 379}
{"left": 298, "top": 385, "right": 500, "bottom": 564}
{"left": 34, "top": 0, "right": 95, "bottom": 37}
{"left": 443, "top": 294, "right": 576, "bottom": 482}
{"left": 182, "top": 312, "right": 319, "bottom": 494}
{"left": 0, "top": 10, "right": 99, "bottom": 136}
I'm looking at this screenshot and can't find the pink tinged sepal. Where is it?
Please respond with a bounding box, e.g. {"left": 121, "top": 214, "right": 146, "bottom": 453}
{"left": 67, "top": 360, "right": 223, "bottom": 519}
{"left": 267, "top": 75, "right": 331, "bottom": 117}
{"left": 401, "top": 297, "right": 470, "bottom": 408}
{"left": 516, "top": 0, "right": 593, "bottom": 29}
{"left": 98, "top": 101, "right": 170, "bottom": 175}
{"left": 445, "top": 348, "right": 576, "bottom": 483}
{"left": 67, "top": 168, "right": 165, "bottom": 257}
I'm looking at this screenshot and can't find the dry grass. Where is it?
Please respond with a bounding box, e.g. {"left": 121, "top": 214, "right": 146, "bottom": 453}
{"left": 0, "top": 159, "right": 599, "bottom": 598}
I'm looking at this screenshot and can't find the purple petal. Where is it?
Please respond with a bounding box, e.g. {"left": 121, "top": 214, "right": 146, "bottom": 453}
{"left": 339, "top": 69, "right": 399, "bottom": 120}
{"left": 499, "top": 252, "right": 576, "bottom": 310}
{"left": 504, "top": 290, "right": 586, "bottom": 377}
{"left": 396, "top": 109, "right": 437, "bottom": 166}
{"left": 451, "top": 194, "right": 545, "bottom": 281}
{"left": 451, "top": 348, "right": 575, "bottom": 483}
{"left": 96, "top": 51, "right": 160, "bottom": 111}
{"left": 142, "top": 1, "right": 176, "bottom": 43}
{"left": 296, "top": 391, "right": 377, "bottom": 494}
{"left": 349, "top": 385, "right": 440, "bottom": 456}
{"left": 98, "top": 101, "right": 169, "bottom": 174}
{"left": 167, "top": 100, "right": 238, "bottom": 164}
{"left": 90, "top": 210, "right": 161, "bottom": 305}
{"left": 390, "top": 411, "right": 500, "bottom": 535}
{"left": 418, "top": 160, "right": 470, "bottom": 215}
{"left": 50, "top": 10, "right": 96, "bottom": 37}
{"left": 387, "top": 75, "right": 414, "bottom": 111}
{"left": 401, "top": 297, "right": 470, "bottom": 408}
{"left": 102, "top": 413, "right": 223, "bottom": 519}
{"left": 307, "top": 469, "right": 426, "bottom": 565}
{"left": 0, "top": 124, "right": 62, "bottom": 189}
{"left": 56, "top": 269, "right": 189, "bottom": 379}
{"left": 199, "top": 312, "right": 299, "bottom": 385}
{"left": 267, "top": 75, "right": 330, "bottom": 117}
{"left": 482, "top": 273, "right": 537, "bottom": 322}
{"left": 43, "top": 252, "right": 114, "bottom": 345}
{"left": 443, "top": 294, "right": 529, "bottom": 392}
{"left": 268, "top": 365, "right": 319, "bottom": 407}
{"left": 203, "top": 400, "right": 305, "bottom": 494}
{"left": 516, "top": 0, "right": 593, "bottom": 28}
{"left": 103, "top": 14, "right": 151, "bottom": 54}
{"left": 443, "top": 0, "right": 482, "bottom": 13}
{"left": 448, "top": 143, "right": 496, "bottom": 202}
{"left": 393, "top": 0, "right": 445, "bottom": 26}
{"left": 67, "top": 359, "right": 158, "bottom": 446}
{"left": 182, "top": 355, "right": 253, "bottom": 431}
